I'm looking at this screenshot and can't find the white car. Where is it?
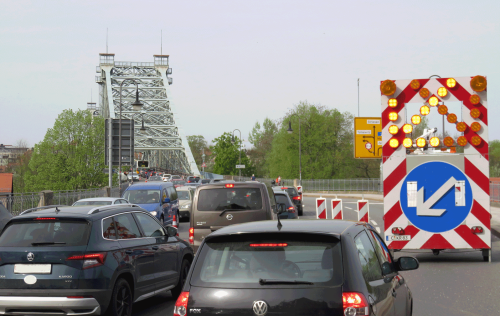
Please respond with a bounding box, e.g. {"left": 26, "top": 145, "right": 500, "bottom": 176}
{"left": 72, "top": 197, "right": 130, "bottom": 206}
{"left": 127, "top": 173, "right": 140, "bottom": 181}
{"left": 162, "top": 174, "right": 172, "bottom": 182}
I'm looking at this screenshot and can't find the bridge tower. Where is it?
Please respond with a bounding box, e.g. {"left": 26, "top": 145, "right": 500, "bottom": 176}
{"left": 95, "top": 53, "right": 200, "bottom": 175}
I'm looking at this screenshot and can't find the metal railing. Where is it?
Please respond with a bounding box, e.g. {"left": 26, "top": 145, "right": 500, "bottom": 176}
{"left": 301, "top": 179, "right": 382, "bottom": 193}
{"left": 492, "top": 183, "right": 500, "bottom": 203}
{"left": 0, "top": 192, "right": 40, "bottom": 216}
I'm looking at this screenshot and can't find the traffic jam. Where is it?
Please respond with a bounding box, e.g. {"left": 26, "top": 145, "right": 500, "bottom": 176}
{"left": 0, "top": 75, "right": 490, "bottom": 316}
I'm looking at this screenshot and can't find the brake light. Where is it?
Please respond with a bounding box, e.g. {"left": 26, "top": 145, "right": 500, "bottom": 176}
{"left": 471, "top": 226, "right": 484, "bottom": 234}
{"left": 342, "top": 292, "right": 369, "bottom": 315}
{"left": 67, "top": 253, "right": 107, "bottom": 269}
{"left": 281, "top": 187, "right": 288, "bottom": 189}
{"left": 292, "top": 196, "right": 301, "bottom": 201}
{"left": 249, "top": 243, "right": 288, "bottom": 247}
{"left": 225, "top": 184, "right": 234, "bottom": 188}
{"left": 34, "top": 217, "right": 57, "bottom": 220}
{"left": 174, "top": 291, "right": 189, "bottom": 316}
{"left": 287, "top": 206, "right": 295, "bottom": 213}
{"left": 189, "top": 227, "right": 194, "bottom": 244}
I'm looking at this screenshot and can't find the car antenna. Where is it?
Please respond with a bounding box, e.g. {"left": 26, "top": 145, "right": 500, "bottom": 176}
{"left": 277, "top": 209, "right": 283, "bottom": 231}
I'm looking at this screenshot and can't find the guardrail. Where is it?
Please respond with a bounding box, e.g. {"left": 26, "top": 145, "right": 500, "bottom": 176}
{"left": 229, "top": 177, "right": 382, "bottom": 192}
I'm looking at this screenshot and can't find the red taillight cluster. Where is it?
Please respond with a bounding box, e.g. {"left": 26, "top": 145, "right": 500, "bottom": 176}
{"left": 471, "top": 226, "right": 484, "bottom": 234}
{"left": 287, "top": 206, "right": 295, "bottom": 213}
{"left": 292, "top": 196, "right": 301, "bottom": 201}
{"left": 342, "top": 292, "right": 369, "bottom": 316}
{"left": 174, "top": 291, "right": 189, "bottom": 316}
{"left": 225, "top": 184, "right": 235, "bottom": 188}
{"left": 67, "top": 253, "right": 107, "bottom": 269}
{"left": 189, "top": 227, "right": 194, "bottom": 244}
{"left": 249, "top": 243, "right": 288, "bottom": 247}
{"left": 392, "top": 227, "right": 405, "bottom": 235}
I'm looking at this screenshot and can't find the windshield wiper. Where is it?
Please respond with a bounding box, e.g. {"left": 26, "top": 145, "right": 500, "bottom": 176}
{"left": 259, "top": 278, "right": 314, "bottom": 285}
{"left": 219, "top": 209, "right": 246, "bottom": 216}
{"left": 31, "top": 242, "right": 66, "bottom": 246}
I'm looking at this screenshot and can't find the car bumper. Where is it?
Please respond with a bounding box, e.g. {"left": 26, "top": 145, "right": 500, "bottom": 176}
{"left": 0, "top": 296, "right": 101, "bottom": 315}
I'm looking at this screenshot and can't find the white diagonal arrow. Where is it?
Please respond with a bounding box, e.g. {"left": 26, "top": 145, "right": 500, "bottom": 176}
{"left": 417, "top": 177, "right": 457, "bottom": 216}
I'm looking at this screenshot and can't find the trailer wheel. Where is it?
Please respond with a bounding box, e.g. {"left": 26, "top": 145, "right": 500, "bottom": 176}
{"left": 482, "top": 249, "right": 491, "bottom": 262}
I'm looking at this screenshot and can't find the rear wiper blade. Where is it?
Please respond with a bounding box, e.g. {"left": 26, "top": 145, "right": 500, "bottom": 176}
{"left": 31, "top": 242, "right": 66, "bottom": 246}
{"left": 219, "top": 209, "right": 246, "bottom": 216}
{"left": 259, "top": 278, "right": 314, "bottom": 285}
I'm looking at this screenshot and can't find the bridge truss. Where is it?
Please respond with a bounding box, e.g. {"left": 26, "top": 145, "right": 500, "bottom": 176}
{"left": 95, "top": 53, "right": 199, "bottom": 175}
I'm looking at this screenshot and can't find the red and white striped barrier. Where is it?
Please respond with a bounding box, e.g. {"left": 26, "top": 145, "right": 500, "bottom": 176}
{"left": 297, "top": 186, "right": 302, "bottom": 194}
{"left": 331, "top": 199, "right": 343, "bottom": 220}
{"left": 316, "top": 198, "right": 327, "bottom": 219}
{"left": 358, "top": 200, "right": 369, "bottom": 223}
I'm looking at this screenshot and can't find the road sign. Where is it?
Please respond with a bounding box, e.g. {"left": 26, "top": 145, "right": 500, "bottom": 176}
{"left": 400, "top": 161, "right": 472, "bottom": 234}
{"left": 236, "top": 165, "right": 245, "bottom": 169}
{"left": 201, "top": 163, "right": 206, "bottom": 168}
{"left": 105, "top": 119, "right": 134, "bottom": 166}
{"left": 354, "top": 117, "right": 382, "bottom": 159}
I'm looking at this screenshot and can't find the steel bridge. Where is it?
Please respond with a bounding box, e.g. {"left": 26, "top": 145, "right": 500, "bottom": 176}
{"left": 95, "top": 53, "right": 199, "bottom": 175}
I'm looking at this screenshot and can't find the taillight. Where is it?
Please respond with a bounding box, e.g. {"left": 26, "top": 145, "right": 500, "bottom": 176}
{"left": 189, "top": 227, "right": 194, "bottom": 244}
{"left": 250, "top": 243, "right": 288, "bottom": 247}
{"left": 174, "top": 291, "right": 189, "bottom": 316}
{"left": 342, "top": 292, "right": 369, "bottom": 316}
{"left": 392, "top": 227, "right": 405, "bottom": 235}
{"left": 288, "top": 206, "right": 295, "bottom": 213}
{"left": 34, "top": 217, "right": 57, "bottom": 221}
{"left": 67, "top": 253, "right": 107, "bottom": 269}
{"left": 292, "top": 196, "right": 301, "bottom": 201}
{"left": 471, "top": 226, "right": 484, "bottom": 234}
{"left": 225, "top": 184, "right": 234, "bottom": 188}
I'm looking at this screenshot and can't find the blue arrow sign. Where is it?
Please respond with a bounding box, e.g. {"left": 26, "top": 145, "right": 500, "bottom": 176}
{"left": 400, "top": 161, "right": 473, "bottom": 233}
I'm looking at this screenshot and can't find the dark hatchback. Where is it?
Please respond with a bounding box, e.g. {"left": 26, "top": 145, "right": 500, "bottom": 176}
{"left": 175, "top": 220, "right": 418, "bottom": 316}
{"left": 0, "top": 205, "right": 193, "bottom": 316}
{"left": 277, "top": 186, "right": 303, "bottom": 216}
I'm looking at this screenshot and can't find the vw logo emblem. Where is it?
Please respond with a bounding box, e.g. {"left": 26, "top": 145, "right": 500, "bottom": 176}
{"left": 226, "top": 214, "right": 233, "bottom": 220}
{"left": 252, "top": 301, "right": 268, "bottom": 316}
{"left": 27, "top": 252, "right": 34, "bottom": 262}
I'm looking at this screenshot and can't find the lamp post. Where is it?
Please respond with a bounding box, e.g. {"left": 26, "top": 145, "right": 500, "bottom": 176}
{"left": 118, "top": 79, "right": 143, "bottom": 197}
{"left": 202, "top": 152, "right": 206, "bottom": 176}
{"left": 231, "top": 129, "right": 242, "bottom": 180}
{"left": 287, "top": 114, "right": 302, "bottom": 185}
{"left": 129, "top": 112, "right": 147, "bottom": 181}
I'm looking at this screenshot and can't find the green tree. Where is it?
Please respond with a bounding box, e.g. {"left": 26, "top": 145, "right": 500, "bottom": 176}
{"left": 490, "top": 140, "right": 500, "bottom": 177}
{"left": 25, "top": 109, "right": 108, "bottom": 191}
{"left": 187, "top": 135, "right": 209, "bottom": 169}
{"left": 247, "top": 118, "right": 277, "bottom": 177}
{"left": 212, "top": 132, "right": 255, "bottom": 176}
{"left": 412, "top": 116, "right": 430, "bottom": 140}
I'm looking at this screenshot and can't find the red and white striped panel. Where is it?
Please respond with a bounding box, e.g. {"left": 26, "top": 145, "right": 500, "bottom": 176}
{"left": 331, "top": 199, "right": 343, "bottom": 220}
{"left": 316, "top": 198, "right": 327, "bottom": 219}
{"left": 297, "top": 186, "right": 302, "bottom": 194}
{"left": 358, "top": 200, "right": 369, "bottom": 223}
{"left": 382, "top": 77, "right": 490, "bottom": 250}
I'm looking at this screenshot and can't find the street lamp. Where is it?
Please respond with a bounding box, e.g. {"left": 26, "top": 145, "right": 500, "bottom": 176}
{"left": 287, "top": 114, "right": 302, "bottom": 185}
{"left": 129, "top": 112, "right": 147, "bottom": 180}
{"left": 117, "top": 79, "right": 143, "bottom": 197}
{"left": 232, "top": 129, "right": 242, "bottom": 179}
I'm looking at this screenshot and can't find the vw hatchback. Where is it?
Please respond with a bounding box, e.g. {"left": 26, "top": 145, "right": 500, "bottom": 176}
{"left": 175, "top": 220, "right": 418, "bottom": 316}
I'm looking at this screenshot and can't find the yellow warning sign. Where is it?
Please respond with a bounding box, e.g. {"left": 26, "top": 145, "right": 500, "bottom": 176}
{"left": 354, "top": 117, "right": 382, "bottom": 159}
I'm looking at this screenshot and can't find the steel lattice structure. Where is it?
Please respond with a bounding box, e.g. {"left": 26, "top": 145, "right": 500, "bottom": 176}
{"left": 95, "top": 53, "right": 199, "bottom": 175}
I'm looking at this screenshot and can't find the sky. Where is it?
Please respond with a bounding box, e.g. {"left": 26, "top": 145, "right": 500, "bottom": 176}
{"left": 1, "top": 0, "right": 499, "bottom": 148}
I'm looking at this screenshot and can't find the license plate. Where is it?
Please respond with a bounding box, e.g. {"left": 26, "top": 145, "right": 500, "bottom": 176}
{"left": 386, "top": 235, "right": 411, "bottom": 241}
{"left": 14, "top": 264, "right": 52, "bottom": 274}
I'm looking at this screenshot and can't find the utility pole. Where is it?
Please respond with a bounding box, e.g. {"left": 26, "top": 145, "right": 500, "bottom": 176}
{"left": 357, "top": 78, "right": 360, "bottom": 117}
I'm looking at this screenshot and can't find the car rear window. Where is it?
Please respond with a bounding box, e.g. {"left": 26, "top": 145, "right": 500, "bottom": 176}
{"left": 190, "top": 233, "right": 342, "bottom": 288}
{"left": 275, "top": 194, "right": 292, "bottom": 207}
{"left": 285, "top": 188, "right": 298, "bottom": 196}
{"left": 197, "top": 188, "right": 262, "bottom": 211}
{"left": 0, "top": 219, "right": 91, "bottom": 247}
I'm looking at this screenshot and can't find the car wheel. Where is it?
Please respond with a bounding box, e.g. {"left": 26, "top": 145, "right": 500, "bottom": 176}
{"left": 171, "top": 259, "right": 190, "bottom": 298}
{"left": 298, "top": 207, "right": 303, "bottom": 216}
{"left": 107, "top": 278, "right": 133, "bottom": 316}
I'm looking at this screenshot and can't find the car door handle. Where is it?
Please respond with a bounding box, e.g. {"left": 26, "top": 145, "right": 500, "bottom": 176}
{"left": 125, "top": 250, "right": 133, "bottom": 255}
{"left": 392, "top": 289, "right": 397, "bottom": 297}
{"left": 152, "top": 246, "right": 159, "bottom": 250}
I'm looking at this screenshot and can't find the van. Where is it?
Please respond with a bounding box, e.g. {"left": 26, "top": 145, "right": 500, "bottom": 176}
{"left": 189, "top": 182, "right": 276, "bottom": 252}
{"left": 122, "top": 182, "right": 179, "bottom": 226}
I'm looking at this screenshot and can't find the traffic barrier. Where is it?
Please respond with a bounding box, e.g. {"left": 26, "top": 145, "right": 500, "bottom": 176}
{"left": 331, "top": 199, "right": 343, "bottom": 220}
{"left": 358, "top": 200, "right": 369, "bottom": 222}
{"left": 297, "top": 186, "right": 302, "bottom": 194}
{"left": 316, "top": 198, "right": 327, "bottom": 219}
{"left": 172, "top": 214, "right": 178, "bottom": 229}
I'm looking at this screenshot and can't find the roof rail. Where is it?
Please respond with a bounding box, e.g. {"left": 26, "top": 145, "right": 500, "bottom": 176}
{"left": 88, "top": 204, "right": 140, "bottom": 215}
{"left": 19, "top": 205, "right": 68, "bottom": 216}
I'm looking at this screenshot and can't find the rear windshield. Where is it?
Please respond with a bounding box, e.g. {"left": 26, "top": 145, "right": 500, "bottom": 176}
{"left": 197, "top": 188, "right": 262, "bottom": 211}
{"left": 0, "top": 219, "right": 90, "bottom": 247}
{"left": 191, "top": 233, "right": 342, "bottom": 288}
{"left": 73, "top": 201, "right": 112, "bottom": 206}
{"left": 275, "top": 194, "right": 292, "bottom": 206}
{"left": 285, "top": 188, "right": 298, "bottom": 196}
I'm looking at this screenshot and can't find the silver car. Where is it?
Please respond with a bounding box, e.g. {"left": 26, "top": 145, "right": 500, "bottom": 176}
{"left": 72, "top": 197, "right": 130, "bottom": 206}
{"left": 176, "top": 186, "right": 195, "bottom": 222}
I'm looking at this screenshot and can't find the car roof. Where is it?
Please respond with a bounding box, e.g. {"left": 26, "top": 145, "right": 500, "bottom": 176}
{"left": 75, "top": 197, "right": 122, "bottom": 202}
{"left": 207, "top": 219, "right": 359, "bottom": 238}
{"left": 125, "top": 182, "right": 172, "bottom": 190}
{"left": 13, "top": 205, "right": 147, "bottom": 221}
{"left": 176, "top": 186, "right": 194, "bottom": 191}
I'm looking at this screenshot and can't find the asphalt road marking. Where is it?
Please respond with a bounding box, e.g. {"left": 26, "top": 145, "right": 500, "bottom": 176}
{"left": 346, "top": 206, "right": 353, "bottom": 210}
{"left": 370, "top": 220, "right": 378, "bottom": 226}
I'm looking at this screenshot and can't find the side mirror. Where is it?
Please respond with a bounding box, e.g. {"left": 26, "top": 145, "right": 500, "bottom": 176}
{"left": 166, "top": 226, "right": 178, "bottom": 237}
{"left": 396, "top": 256, "right": 419, "bottom": 271}
{"left": 277, "top": 203, "right": 286, "bottom": 214}
{"left": 163, "top": 198, "right": 171, "bottom": 204}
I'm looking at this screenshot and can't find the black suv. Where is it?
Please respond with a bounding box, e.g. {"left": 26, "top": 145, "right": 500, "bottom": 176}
{"left": 0, "top": 204, "right": 193, "bottom": 316}
{"left": 177, "top": 220, "right": 418, "bottom": 316}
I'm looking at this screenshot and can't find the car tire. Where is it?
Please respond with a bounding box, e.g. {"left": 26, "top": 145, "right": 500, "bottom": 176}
{"left": 171, "top": 258, "right": 190, "bottom": 298}
{"left": 107, "top": 278, "right": 133, "bottom": 316}
{"left": 298, "top": 207, "right": 303, "bottom": 216}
